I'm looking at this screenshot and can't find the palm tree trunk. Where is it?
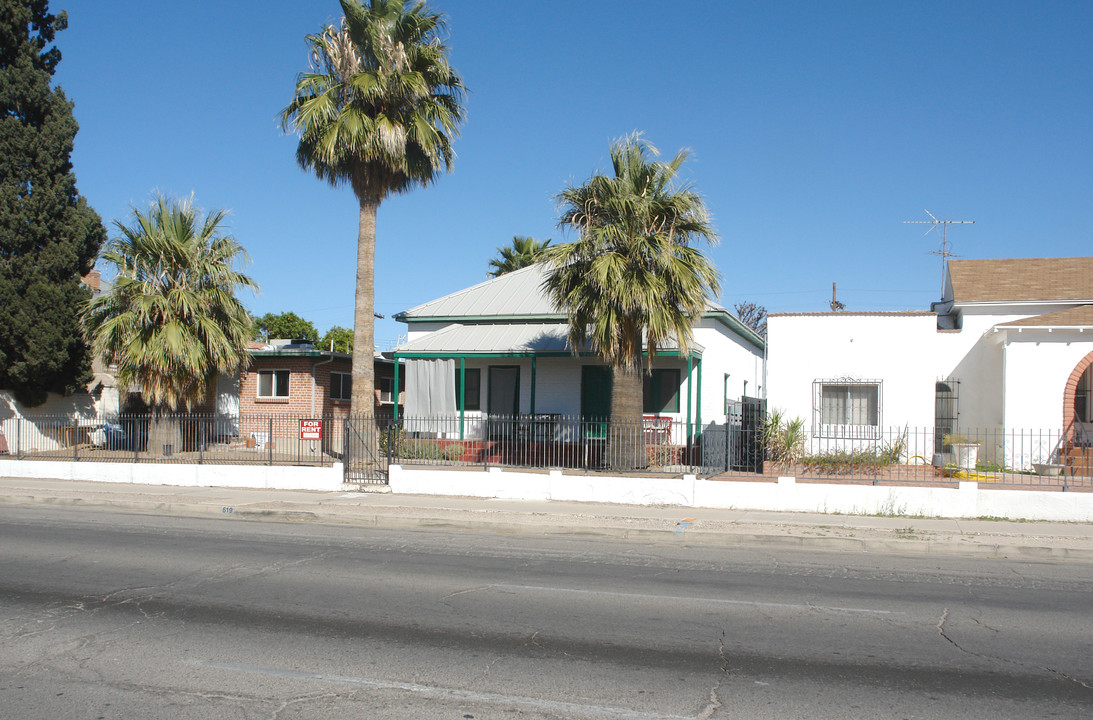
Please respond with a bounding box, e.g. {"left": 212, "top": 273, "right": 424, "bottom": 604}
{"left": 351, "top": 197, "right": 378, "bottom": 418}
{"left": 607, "top": 360, "right": 647, "bottom": 471}
{"left": 147, "top": 406, "right": 182, "bottom": 458}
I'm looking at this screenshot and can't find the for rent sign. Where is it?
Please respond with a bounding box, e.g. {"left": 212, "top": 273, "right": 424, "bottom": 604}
{"left": 299, "top": 419, "right": 322, "bottom": 440}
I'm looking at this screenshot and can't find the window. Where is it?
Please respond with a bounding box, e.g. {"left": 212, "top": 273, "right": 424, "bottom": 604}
{"left": 455, "top": 368, "right": 481, "bottom": 411}
{"left": 643, "top": 369, "right": 680, "bottom": 414}
{"left": 814, "top": 380, "right": 880, "bottom": 431}
{"left": 330, "top": 372, "right": 352, "bottom": 401}
{"left": 378, "top": 376, "right": 392, "bottom": 403}
{"left": 258, "top": 370, "right": 289, "bottom": 398}
{"left": 1077, "top": 367, "right": 1092, "bottom": 424}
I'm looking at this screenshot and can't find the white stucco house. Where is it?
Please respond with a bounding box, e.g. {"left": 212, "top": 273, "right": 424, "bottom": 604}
{"left": 391, "top": 263, "right": 765, "bottom": 447}
{"left": 766, "top": 256, "right": 1093, "bottom": 472}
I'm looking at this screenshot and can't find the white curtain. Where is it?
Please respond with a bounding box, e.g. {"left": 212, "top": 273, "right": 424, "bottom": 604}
{"left": 405, "top": 359, "right": 456, "bottom": 418}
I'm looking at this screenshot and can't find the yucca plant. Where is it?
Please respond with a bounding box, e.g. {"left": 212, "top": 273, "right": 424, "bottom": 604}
{"left": 761, "top": 408, "right": 806, "bottom": 466}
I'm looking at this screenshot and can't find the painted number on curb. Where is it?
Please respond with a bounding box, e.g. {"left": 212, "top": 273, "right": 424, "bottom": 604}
{"left": 222, "top": 506, "right": 234, "bottom": 514}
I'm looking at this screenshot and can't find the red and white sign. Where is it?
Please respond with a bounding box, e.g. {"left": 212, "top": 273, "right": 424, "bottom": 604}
{"left": 299, "top": 419, "right": 322, "bottom": 440}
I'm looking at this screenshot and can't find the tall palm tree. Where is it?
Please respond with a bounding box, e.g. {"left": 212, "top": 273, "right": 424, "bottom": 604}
{"left": 543, "top": 134, "right": 720, "bottom": 470}
{"left": 487, "top": 235, "right": 551, "bottom": 277}
{"left": 82, "top": 194, "right": 258, "bottom": 453}
{"left": 281, "top": 0, "right": 465, "bottom": 416}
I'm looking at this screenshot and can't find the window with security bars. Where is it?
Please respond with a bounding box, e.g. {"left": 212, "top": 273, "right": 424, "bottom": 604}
{"left": 813, "top": 380, "right": 880, "bottom": 434}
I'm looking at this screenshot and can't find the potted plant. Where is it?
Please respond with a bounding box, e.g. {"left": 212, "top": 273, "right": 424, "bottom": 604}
{"left": 943, "top": 433, "right": 979, "bottom": 471}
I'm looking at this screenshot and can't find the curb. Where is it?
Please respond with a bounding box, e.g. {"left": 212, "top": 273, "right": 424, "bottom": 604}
{"left": 4, "top": 492, "right": 1092, "bottom": 561}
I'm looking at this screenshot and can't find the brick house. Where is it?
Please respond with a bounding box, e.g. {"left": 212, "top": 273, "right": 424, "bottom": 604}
{"left": 234, "top": 339, "right": 403, "bottom": 447}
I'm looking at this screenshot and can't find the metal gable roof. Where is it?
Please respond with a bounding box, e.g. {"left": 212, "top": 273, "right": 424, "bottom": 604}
{"left": 396, "top": 263, "right": 559, "bottom": 320}
{"left": 395, "top": 263, "right": 764, "bottom": 352}
{"left": 395, "top": 322, "right": 704, "bottom": 356}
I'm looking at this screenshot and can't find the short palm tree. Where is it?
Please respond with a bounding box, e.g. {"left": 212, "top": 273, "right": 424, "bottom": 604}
{"left": 487, "top": 235, "right": 551, "bottom": 277}
{"left": 281, "top": 0, "right": 465, "bottom": 416}
{"left": 82, "top": 195, "right": 257, "bottom": 453}
{"left": 543, "top": 134, "right": 720, "bottom": 470}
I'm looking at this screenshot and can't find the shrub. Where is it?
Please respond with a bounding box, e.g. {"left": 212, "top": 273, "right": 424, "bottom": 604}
{"left": 761, "top": 409, "right": 805, "bottom": 465}
{"left": 646, "top": 443, "right": 683, "bottom": 467}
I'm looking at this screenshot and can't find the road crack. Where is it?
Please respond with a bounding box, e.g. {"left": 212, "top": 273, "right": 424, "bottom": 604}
{"left": 938, "top": 607, "right": 1092, "bottom": 689}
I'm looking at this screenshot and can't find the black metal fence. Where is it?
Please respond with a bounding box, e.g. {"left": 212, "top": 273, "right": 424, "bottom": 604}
{"left": 387, "top": 413, "right": 719, "bottom": 473}
{"left": 0, "top": 413, "right": 346, "bottom": 467}
{"left": 2, "top": 411, "right": 1088, "bottom": 491}
{"left": 764, "top": 425, "right": 1088, "bottom": 491}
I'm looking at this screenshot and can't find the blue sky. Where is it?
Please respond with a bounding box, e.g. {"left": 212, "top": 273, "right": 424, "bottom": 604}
{"left": 56, "top": 1, "right": 1092, "bottom": 347}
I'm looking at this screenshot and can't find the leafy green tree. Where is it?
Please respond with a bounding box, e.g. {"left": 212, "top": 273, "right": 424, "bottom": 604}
{"left": 487, "top": 235, "right": 551, "bottom": 277}
{"left": 281, "top": 0, "right": 465, "bottom": 415}
{"left": 321, "top": 325, "right": 354, "bottom": 353}
{"left": 0, "top": 0, "right": 106, "bottom": 405}
{"left": 255, "top": 311, "right": 319, "bottom": 343}
{"left": 82, "top": 195, "right": 257, "bottom": 452}
{"left": 544, "top": 134, "right": 720, "bottom": 470}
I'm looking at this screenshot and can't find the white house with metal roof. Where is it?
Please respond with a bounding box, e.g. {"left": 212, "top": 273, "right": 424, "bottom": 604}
{"left": 765, "top": 256, "right": 1093, "bottom": 472}
{"left": 392, "top": 263, "right": 765, "bottom": 446}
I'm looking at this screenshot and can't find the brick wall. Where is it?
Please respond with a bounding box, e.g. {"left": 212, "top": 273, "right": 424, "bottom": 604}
{"left": 238, "top": 356, "right": 352, "bottom": 443}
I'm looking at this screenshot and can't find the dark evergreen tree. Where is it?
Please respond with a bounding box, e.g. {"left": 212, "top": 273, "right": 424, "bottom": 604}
{"left": 0, "top": 0, "right": 105, "bottom": 405}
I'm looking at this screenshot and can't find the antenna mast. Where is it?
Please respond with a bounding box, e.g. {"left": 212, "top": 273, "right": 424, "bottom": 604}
{"left": 903, "top": 209, "right": 974, "bottom": 297}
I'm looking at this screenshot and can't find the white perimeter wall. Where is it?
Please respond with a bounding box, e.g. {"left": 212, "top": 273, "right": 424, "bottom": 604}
{"left": 0, "top": 458, "right": 344, "bottom": 491}
{"left": 2, "top": 457, "right": 1089, "bottom": 521}
{"left": 390, "top": 465, "right": 1093, "bottom": 522}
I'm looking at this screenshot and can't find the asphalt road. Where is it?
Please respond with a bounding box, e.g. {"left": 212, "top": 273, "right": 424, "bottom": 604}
{"left": 1, "top": 505, "right": 1090, "bottom": 719}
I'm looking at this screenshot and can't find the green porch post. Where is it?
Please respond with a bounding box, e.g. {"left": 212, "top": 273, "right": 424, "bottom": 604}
{"left": 530, "top": 356, "right": 537, "bottom": 415}
{"left": 459, "top": 357, "right": 466, "bottom": 440}
{"left": 392, "top": 354, "right": 400, "bottom": 421}
{"left": 686, "top": 355, "right": 694, "bottom": 446}
{"left": 696, "top": 359, "right": 703, "bottom": 441}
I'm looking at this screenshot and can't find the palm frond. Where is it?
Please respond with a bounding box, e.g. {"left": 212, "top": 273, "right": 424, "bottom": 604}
{"left": 81, "top": 194, "right": 258, "bottom": 411}
{"left": 543, "top": 134, "right": 720, "bottom": 372}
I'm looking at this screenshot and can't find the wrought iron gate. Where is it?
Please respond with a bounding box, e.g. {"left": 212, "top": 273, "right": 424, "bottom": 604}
{"left": 703, "top": 397, "right": 766, "bottom": 473}
{"left": 342, "top": 415, "right": 391, "bottom": 485}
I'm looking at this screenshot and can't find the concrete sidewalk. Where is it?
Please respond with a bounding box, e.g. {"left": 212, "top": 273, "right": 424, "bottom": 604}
{"left": 2, "top": 476, "right": 1092, "bottom": 560}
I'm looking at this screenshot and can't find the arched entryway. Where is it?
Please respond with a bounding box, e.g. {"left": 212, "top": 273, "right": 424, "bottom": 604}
{"left": 1062, "top": 350, "right": 1093, "bottom": 432}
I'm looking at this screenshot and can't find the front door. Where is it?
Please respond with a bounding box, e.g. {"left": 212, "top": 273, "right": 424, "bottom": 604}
{"left": 581, "top": 366, "right": 611, "bottom": 438}
{"left": 488, "top": 366, "right": 520, "bottom": 417}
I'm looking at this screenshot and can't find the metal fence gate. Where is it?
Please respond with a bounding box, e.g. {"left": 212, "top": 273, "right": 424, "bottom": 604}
{"left": 702, "top": 397, "right": 766, "bottom": 474}
{"left": 343, "top": 416, "right": 391, "bottom": 485}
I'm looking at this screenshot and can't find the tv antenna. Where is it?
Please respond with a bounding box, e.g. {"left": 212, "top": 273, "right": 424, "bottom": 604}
{"left": 903, "top": 209, "right": 974, "bottom": 297}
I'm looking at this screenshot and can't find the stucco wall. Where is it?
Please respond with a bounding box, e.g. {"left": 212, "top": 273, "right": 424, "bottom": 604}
{"left": 764, "top": 309, "right": 1089, "bottom": 437}
{"left": 692, "top": 317, "right": 764, "bottom": 418}
{"left": 766, "top": 313, "right": 945, "bottom": 431}
{"left": 1003, "top": 332, "right": 1093, "bottom": 430}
